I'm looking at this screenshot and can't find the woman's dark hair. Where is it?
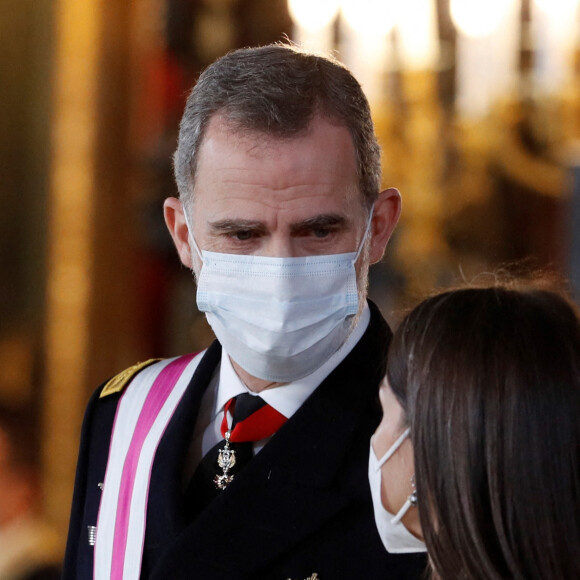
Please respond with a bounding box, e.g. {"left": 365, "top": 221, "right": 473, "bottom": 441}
{"left": 386, "top": 281, "right": 580, "bottom": 579}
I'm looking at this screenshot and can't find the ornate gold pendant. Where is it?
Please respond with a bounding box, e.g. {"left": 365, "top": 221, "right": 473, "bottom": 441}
{"left": 214, "top": 430, "right": 236, "bottom": 490}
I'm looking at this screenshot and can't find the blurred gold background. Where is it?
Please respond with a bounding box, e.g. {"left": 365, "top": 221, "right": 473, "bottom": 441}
{"left": 1, "top": 0, "right": 579, "bottom": 552}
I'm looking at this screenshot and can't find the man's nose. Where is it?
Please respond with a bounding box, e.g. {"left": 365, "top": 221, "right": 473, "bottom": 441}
{"left": 260, "top": 235, "right": 295, "bottom": 258}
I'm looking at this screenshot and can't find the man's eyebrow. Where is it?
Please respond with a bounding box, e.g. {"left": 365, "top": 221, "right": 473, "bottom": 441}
{"left": 290, "top": 214, "right": 347, "bottom": 234}
{"left": 209, "top": 219, "right": 268, "bottom": 234}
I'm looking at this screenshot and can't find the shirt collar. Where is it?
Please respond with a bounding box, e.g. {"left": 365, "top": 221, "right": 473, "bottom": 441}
{"left": 214, "top": 303, "right": 371, "bottom": 420}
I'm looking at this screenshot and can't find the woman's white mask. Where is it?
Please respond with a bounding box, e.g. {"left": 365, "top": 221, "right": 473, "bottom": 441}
{"left": 368, "top": 428, "right": 427, "bottom": 554}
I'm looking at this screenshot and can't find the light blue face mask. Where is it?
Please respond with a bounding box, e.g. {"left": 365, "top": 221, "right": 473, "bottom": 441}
{"left": 184, "top": 209, "right": 373, "bottom": 382}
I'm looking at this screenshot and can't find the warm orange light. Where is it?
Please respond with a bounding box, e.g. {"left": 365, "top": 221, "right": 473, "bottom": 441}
{"left": 534, "top": 0, "right": 579, "bottom": 17}
{"left": 340, "top": 0, "right": 397, "bottom": 35}
{"left": 287, "top": 0, "right": 340, "bottom": 30}
{"left": 396, "top": 0, "right": 439, "bottom": 70}
{"left": 450, "top": 0, "right": 514, "bottom": 37}
{"left": 44, "top": 0, "right": 100, "bottom": 537}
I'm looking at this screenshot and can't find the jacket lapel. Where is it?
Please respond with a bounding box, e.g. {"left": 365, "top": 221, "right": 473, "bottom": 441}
{"left": 150, "top": 302, "right": 389, "bottom": 578}
{"left": 144, "top": 341, "right": 222, "bottom": 546}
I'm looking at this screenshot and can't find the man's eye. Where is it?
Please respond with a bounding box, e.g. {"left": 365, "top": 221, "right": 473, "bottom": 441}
{"left": 312, "top": 228, "right": 331, "bottom": 238}
{"left": 233, "top": 230, "right": 253, "bottom": 241}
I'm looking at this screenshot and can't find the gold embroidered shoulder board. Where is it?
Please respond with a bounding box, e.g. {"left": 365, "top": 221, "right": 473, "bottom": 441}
{"left": 99, "top": 359, "right": 162, "bottom": 398}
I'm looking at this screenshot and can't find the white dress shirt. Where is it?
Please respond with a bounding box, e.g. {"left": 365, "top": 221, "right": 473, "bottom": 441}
{"left": 186, "top": 304, "right": 371, "bottom": 478}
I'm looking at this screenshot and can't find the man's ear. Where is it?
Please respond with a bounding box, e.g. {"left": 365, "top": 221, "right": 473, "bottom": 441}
{"left": 163, "top": 197, "right": 194, "bottom": 269}
{"left": 368, "top": 187, "right": 401, "bottom": 264}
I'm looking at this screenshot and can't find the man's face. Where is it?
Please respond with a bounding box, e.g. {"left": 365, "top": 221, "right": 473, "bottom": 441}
{"left": 164, "top": 113, "right": 400, "bottom": 388}
{"left": 192, "top": 114, "right": 368, "bottom": 261}
{"left": 165, "top": 113, "right": 400, "bottom": 300}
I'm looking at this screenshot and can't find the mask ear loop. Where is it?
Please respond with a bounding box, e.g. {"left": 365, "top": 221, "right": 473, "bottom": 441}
{"left": 353, "top": 206, "right": 375, "bottom": 263}
{"left": 390, "top": 475, "right": 418, "bottom": 525}
{"left": 182, "top": 207, "right": 204, "bottom": 263}
{"left": 373, "top": 426, "right": 418, "bottom": 524}
{"left": 375, "top": 426, "right": 410, "bottom": 468}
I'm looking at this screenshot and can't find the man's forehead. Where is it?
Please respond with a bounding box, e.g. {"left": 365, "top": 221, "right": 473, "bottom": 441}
{"left": 201, "top": 111, "right": 351, "bottom": 152}
{"left": 191, "top": 112, "right": 365, "bottom": 220}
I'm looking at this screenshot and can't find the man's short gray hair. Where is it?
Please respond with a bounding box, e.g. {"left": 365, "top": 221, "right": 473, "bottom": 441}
{"left": 173, "top": 43, "right": 382, "bottom": 211}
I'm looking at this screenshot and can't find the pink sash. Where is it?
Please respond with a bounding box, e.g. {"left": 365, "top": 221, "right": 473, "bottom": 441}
{"left": 94, "top": 352, "right": 205, "bottom": 580}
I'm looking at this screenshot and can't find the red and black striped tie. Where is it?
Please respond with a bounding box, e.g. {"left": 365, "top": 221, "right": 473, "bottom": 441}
{"left": 221, "top": 393, "right": 287, "bottom": 443}
{"left": 186, "top": 393, "right": 287, "bottom": 519}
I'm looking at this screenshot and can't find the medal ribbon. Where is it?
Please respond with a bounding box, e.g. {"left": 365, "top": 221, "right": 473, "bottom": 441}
{"left": 220, "top": 394, "right": 287, "bottom": 442}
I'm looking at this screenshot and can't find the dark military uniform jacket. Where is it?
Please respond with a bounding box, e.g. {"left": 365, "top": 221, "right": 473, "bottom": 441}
{"left": 63, "top": 301, "right": 426, "bottom": 579}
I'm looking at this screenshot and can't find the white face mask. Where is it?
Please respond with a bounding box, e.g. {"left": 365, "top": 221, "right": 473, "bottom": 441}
{"left": 368, "top": 428, "right": 427, "bottom": 554}
{"left": 184, "top": 209, "right": 372, "bottom": 382}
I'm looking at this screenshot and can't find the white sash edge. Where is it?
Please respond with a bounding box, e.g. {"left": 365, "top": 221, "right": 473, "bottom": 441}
{"left": 94, "top": 351, "right": 206, "bottom": 580}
